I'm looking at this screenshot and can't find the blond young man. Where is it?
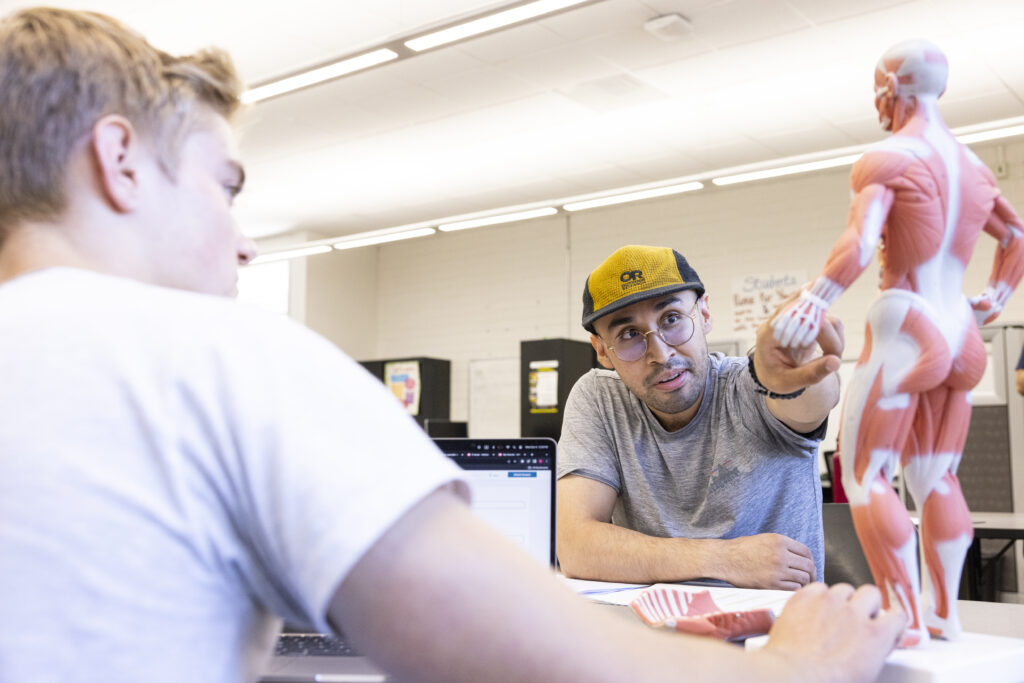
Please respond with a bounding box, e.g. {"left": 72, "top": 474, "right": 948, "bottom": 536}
{"left": 0, "top": 8, "right": 904, "bottom": 682}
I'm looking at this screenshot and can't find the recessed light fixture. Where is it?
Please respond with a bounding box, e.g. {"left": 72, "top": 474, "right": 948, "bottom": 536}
{"left": 563, "top": 181, "right": 704, "bottom": 211}
{"left": 712, "top": 154, "right": 863, "bottom": 186}
{"left": 241, "top": 48, "right": 399, "bottom": 104}
{"left": 249, "top": 245, "right": 333, "bottom": 265}
{"left": 332, "top": 227, "right": 436, "bottom": 250}
{"left": 956, "top": 124, "right": 1024, "bottom": 145}
{"left": 405, "top": 0, "right": 592, "bottom": 52}
{"left": 438, "top": 207, "right": 558, "bottom": 232}
{"left": 643, "top": 13, "right": 693, "bottom": 43}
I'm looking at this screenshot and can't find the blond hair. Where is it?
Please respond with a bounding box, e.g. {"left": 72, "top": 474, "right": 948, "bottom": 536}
{"left": 0, "top": 7, "right": 243, "bottom": 231}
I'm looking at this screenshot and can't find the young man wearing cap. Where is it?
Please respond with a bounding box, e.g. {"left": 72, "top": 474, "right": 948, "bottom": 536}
{"left": 557, "top": 245, "right": 843, "bottom": 589}
{"left": 0, "top": 8, "right": 907, "bottom": 682}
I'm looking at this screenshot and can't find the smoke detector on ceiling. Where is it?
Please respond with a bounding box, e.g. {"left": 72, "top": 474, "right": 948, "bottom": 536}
{"left": 643, "top": 13, "right": 693, "bottom": 42}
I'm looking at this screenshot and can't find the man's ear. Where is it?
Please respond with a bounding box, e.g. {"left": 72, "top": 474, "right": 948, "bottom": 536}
{"left": 90, "top": 115, "right": 142, "bottom": 213}
{"left": 699, "top": 294, "right": 713, "bottom": 334}
{"left": 590, "top": 334, "right": 614, "bottom": 369}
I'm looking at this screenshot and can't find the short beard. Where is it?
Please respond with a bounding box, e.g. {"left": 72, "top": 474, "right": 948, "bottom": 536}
{"left": 641, "top": 357, "right": 707, "bottom": 417}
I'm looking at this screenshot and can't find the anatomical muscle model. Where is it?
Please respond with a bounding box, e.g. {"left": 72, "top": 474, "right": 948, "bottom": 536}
{"left": 773, "top": 39, "right": 1024, "bottom": 647}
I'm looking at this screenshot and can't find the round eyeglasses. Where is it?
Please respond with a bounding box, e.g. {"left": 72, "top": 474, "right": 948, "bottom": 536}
{"left": 603, "top": 305, "right": 700, "bottom": 362}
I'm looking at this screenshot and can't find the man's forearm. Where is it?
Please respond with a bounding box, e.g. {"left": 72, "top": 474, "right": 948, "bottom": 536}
{"left": 766, "top": 370, "right": 839, "bottom": 433}
{"left": 559, "top": 519, "right": 817, "bottom": 589}
{"left": 558, "top": 518, "right": 722, "bottom": 584}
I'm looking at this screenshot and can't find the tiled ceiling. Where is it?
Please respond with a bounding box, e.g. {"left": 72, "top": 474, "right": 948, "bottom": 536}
{"left": 3, "top": 0, "right": 1024, "bottom": 243}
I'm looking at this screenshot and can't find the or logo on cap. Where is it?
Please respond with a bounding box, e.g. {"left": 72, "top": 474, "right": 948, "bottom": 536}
{"left": 620, "top": 269, "right": 646, "bottom": 291}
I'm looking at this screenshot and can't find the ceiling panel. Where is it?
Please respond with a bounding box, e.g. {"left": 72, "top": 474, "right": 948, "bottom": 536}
{"left": 537, "top": 0, "right": 654, "bottom": 41}
{"left": 939, "top": 92, "right": 1024, "bottom": 130}
{"left": 422, "top": 65, "right": 542, "bottom": 106}
{"left": 683, "top": 139, "right": 782, "bottom": 172}
{"left": 688, "top": 0, "right": 811, "bottom": 50}
{"left": 754, "top": 125, "right": 863, "bottom": 158}
{"left": 616, "top": 153, "right": 705, "bottom": 182}
{"left": 579, "top": 24, "right": 714, "bottom": 72}
{"left": 784, "top": 0, "right": 916, "bottom": 25}
{"left": 496, "top": 43, "right": 621, "bottom": 90}
{"left": 452, "top": 21, "right": 568, "bottom": 63}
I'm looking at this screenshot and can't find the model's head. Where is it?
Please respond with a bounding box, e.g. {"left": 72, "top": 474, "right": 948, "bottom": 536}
{"left": 0, "top": 7, "right": 242, "bottom": 232}
{"left": 582, "top": 245, "right": 712, "bottom": 430}
{"left": 873, "top": 39, "right": 948, "bottom": 131}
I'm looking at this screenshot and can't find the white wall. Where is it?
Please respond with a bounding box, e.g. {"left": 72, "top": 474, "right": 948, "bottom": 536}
{"left": 298, "top": 137, "right": 1024, "bottom": 427}
{"left": 303, "top": 247, "right": 379, "bottom": 361}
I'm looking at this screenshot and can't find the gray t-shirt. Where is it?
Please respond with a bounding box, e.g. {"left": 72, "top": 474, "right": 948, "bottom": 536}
{"left": 558, "top": 353, "right": 825, "bottom": 580}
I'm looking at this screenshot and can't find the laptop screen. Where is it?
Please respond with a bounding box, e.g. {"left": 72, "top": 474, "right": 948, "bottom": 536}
{"left": 432, "top": 437, "right": 556, "bottom": 567}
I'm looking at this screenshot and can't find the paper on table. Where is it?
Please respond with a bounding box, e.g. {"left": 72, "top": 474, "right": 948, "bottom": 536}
{"left": 559, "top": 577, "right": 795, "bottom": 611}
{"left": 558, "top": 576, "right": 651, "bottom": 604}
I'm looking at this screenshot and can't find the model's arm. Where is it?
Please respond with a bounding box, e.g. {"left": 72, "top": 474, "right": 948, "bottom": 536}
{"left": 329, "top": 486, "right": 904, "bottom": 683}
{"left": 970, "top": 195, "right": 1024, "bottom": 325}
{"left": 1017, "top": 368, "right": 1024, "bottom": 396}
{"left": 556, "top": 474, "right": 816, "bottom": 589}
{"left": 773, "top": 167, "right": 896, "bottom": 350}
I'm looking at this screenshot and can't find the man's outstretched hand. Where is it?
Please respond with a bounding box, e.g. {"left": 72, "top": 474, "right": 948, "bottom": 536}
{"left": 755, "top": 290, "right": 844, "bottom": 396}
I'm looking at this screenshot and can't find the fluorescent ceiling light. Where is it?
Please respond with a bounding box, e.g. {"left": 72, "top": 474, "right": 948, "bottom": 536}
{"left": 563, "top": 181, "right": 704, "bottom": 211}
{"left": 241, "top": 48, "right": 399, "bottom": 104}
{"left": 438, "top": 207, "right": 558, "bottom": 232}
{"left": 710, "top": 121, "right": 1024, "bottom": 188}
{"left": 955, "top": 124, "right": 1024, "bottom": 145}
{"left": 712, "top": 154, "right": 863, "bottom": 186}
{"left": 332, "top": 227, "right": 436, "bottom": 250}
{"left": 249, "top": 245, "right": 333, "bottom": 265}
{"left": 405, "top": 0, "right": 590, "bottom": 52}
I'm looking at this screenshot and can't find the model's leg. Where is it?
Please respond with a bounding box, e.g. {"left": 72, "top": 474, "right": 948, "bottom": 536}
{"left": 920, "top": 470, "right": 971, "bottom": 638}
{"left": 840, "top": 294, "right": 950, "bottom": 647}
{"left": 904, "top": 323, "right": 985, "bottom": 639}
{"left": 842, "top": 371, "right": 923, "bottom": 645}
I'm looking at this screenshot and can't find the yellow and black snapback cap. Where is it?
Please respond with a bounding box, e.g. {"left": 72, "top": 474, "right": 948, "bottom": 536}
{"left": 582, "top": 245, "right": 704, "bottom": 332}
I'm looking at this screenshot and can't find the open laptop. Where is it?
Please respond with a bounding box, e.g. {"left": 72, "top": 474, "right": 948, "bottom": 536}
{"left": 260, "top": 437, "right": 557, "bottom": 682}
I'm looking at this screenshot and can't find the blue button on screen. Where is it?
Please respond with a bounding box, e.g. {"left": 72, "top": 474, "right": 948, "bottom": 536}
{"left": 508, "top": 472, "right": 537, "bottom": 478}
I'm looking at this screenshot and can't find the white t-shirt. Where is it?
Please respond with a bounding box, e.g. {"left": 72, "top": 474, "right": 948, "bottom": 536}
{"left": 0, "top": 268, "right": 465, "bottom": 683}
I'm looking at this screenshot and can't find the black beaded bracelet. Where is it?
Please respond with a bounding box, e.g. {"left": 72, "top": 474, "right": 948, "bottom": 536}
{"left": 747, "top": 353, "right": 806, "bottom": 400}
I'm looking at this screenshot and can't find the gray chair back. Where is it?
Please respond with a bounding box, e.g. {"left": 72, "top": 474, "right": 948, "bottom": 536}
{"left": 822, "top": 503, "right": 875, "bottom": 587}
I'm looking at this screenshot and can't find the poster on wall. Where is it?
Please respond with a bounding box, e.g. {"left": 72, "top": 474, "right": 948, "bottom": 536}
{"left": 731, "top": 271, "right": 805, "bottom": 335}
{"left": 384, "top": 360, "right": 421, "bottom": 416}
{"left": 528, "top": 360, "right": 559, "bottom": 414}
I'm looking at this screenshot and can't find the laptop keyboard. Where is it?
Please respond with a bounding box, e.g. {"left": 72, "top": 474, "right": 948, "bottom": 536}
{"left": 274, "top": 633, "right": 363, "bottom": 657}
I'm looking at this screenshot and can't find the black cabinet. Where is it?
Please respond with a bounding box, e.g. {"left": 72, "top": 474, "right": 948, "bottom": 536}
{"left": 359, "top": 357, "right": 450, "bottom": 429}
{"left": 520, "top": 339, "right": 598, "bottom": 441}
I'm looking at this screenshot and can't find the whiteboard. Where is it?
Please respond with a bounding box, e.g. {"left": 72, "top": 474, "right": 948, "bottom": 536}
{"left": 468, "top": 357, "right": 520, "bottom": 438}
